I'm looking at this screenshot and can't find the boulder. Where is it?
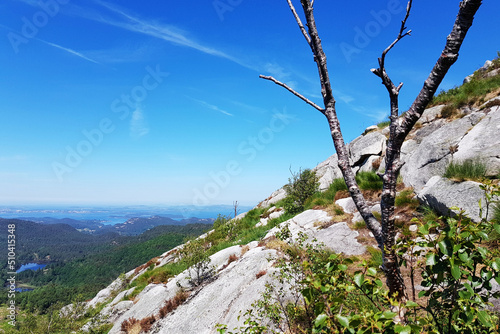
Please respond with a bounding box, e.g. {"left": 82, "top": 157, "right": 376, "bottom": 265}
{"left": 359, "top": 155, "right": 382, "bottom": 173}
{"left": 313, "top": 154, "right": 343, "bottom": 191}
{"left": 268, "top": 210, "right": 284, "bottom": 220}
{"left": 362, "top": 125, "right": 378, "bottom": 135}
{"left": 417, "top": 176, "right": 489, "bottom": 222}
{"left": 411, "top": 119, "right": 446, "bottom": 144}
{"left": 259, "top": 187, "right": 287, "bottom": 208}
{"left": 348, "top": 131, "right": 386, "bottom": 167}
{"left": 420, "top": 105, "right": 445, "bottom": 124}
{"left": 335, "top": 197, "right": 357, "bottom": 214}
{"left": 453, "top": 106, "right": 500, "bottom": 176}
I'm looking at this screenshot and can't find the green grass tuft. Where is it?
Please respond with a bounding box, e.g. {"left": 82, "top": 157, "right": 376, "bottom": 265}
{"left": 493, "top": 203, "right": 500, "bottom": 224}
{"left": 420, "top": 206, "right": 440, "bottom": 224}
{"left": 367, "top": 246, "right": 383, "bottom": 268}
{"left": 395, "top": 189, "right": 419, "bottom": 208}
{"left": 377, "top": 120, "right": 391, "bottom": 129}
{"left": 430, "top": 67, "right": 500, "bottom": 113}
{"left": 356, "top": 171, "right": 383, "bottom": 191}
{"left": 352, "top": 220, "right": 366, "bottom": 230}
{"left": 444, "top": 159, "right": 487, "bottom": 182}
{"left": 304, "top": 178, "right": 348, "bottom": 210}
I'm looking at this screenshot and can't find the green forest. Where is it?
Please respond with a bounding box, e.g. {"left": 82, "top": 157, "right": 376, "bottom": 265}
{"left": 0, "top": 219, "right": 212, "bottom": 313}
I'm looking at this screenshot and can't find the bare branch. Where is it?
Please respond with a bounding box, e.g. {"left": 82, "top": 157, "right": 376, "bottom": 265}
{"left": 286, "top": 0, "right": 311, "bottom": 45}
{"left": 380, "top": 0, "right": 413, "bottom": 72}
{"left": 259, "top": 75, "right": 324, "bottom": 112}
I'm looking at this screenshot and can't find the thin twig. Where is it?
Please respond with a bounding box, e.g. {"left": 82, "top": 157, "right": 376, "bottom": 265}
{"left": 259, "top": 75, "right": 325, "bottom": 112}
{"left": 379, "top": 0, "right": 413, "bottom": 73}
{"left": 286, "top": 0, "right": 311, "bottom": 45}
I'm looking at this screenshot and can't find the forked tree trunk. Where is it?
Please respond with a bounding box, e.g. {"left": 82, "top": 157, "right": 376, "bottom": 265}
{"left": 261, "top": 0, "right": 483, "bottom": 312}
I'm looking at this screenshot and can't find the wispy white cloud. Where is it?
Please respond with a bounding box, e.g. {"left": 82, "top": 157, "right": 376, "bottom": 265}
{"left": 229, "top": 100, "right": 268, "bottom": 115}
{"left": 263, "top": 62, "right": 291, "bottom": 81}
{"left": 188, "top": 97, "right": 233, "bottom": 117}
{"left": 37, "top": 38, "right": 100, "bottom": 64}
{"left": 130, "top": 106, "right": 150, "bottom": 138}
{"left": 85, "top": 43, "right": 152, "bottom": 64}
{"left": 350, "top": 106, "right": 388, "bottom": 122}
{"left": 333, "top": 89, "right": 355, "bottom": 104}
{"left": 72, "top": 0, "right": 256, "bottom": 71}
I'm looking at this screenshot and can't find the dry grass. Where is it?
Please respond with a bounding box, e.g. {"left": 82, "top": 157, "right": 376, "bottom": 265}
{"left": 240, "top": 244, "right": 250, "bottom": 256}
{"left": 256, "top": 270, "right": 267, "bottom": 279}
{"left": 372, "top": 157, "right": 382, "bottom": 171}
{"left": 158, "top": 290, "right": 190, "bottom": 319}
{"left": 334, "top": 190, "right": 350, "bottom": 201}
{"left": 264, "top": 237, "right": 288, "bottom": 252}
{"left": 121, "top": 317, "right": 139, "bottom": 333}
{"left": 227, "top": 254, "right": 239, "bottom": 264}
{"left": 140, "top": 315, "right": 156, "bottom": 332}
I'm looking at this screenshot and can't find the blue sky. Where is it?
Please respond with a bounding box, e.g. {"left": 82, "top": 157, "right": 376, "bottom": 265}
{"left": 1, "top": 0, "right": 499, "bottom": 207}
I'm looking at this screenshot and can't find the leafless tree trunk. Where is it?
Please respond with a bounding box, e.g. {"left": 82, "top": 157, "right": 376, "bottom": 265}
{"left": 233, "top": 200, "right": 239, "bottom": 219}
{"left": 260, "top": 0, "right": 482, "bottom": 311}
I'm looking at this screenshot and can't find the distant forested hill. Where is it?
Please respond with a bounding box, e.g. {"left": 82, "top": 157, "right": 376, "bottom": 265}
{"left": 0, "top": 218, "right": 212, "bottom": 313}
{"left": 0, "top": 218, "right": 119, "bottom": 264}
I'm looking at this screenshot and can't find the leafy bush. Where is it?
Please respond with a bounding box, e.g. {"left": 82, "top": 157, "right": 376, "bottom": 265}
{"left": 444, "top": 158, "right": 487, "bottom": 181}
{"left": 283, "top": 168, "right": 319, "bottom": 214}
{"left": 396, "top": 210, "right": 500, "bottom": 333}
{"left": 180, "top": 239, "right": 213, "bottom": 287}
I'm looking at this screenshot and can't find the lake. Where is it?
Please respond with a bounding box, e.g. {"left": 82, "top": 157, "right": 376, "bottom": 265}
{"left": 16, "top": 263, "right": 47, "bottom": 273}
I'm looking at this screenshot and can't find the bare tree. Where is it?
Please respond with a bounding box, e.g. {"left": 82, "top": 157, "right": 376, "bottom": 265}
{"left": 260, "top": 0, "right": 482, "bottom": 312}
{"left": 233, "top": 200, "right": 239, "bottom": 219}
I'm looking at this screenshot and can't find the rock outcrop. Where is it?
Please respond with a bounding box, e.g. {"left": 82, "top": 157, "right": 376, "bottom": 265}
{"left": 84, "top": 209, "right": 365, "bottom": 333}
{"left": 417, "top": 176, "right": 490, "bottom": 222}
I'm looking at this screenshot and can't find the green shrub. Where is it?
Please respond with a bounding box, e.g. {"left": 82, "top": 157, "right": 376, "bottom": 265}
{"left": 355, "top": 171, "right": 383, "bottom": 191}
{"left": 283, "top": 168, "right": 319, "bottom": 214}
{"left": 179, "top": 239, "right": 213, "bottom": 287}
{"left": 444, "top": 158, "right": 487, "bottom": 181}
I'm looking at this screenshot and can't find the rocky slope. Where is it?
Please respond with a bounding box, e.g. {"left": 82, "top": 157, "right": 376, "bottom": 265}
{"left": 80, "top": 64, "right": 500, "bottom": 334}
